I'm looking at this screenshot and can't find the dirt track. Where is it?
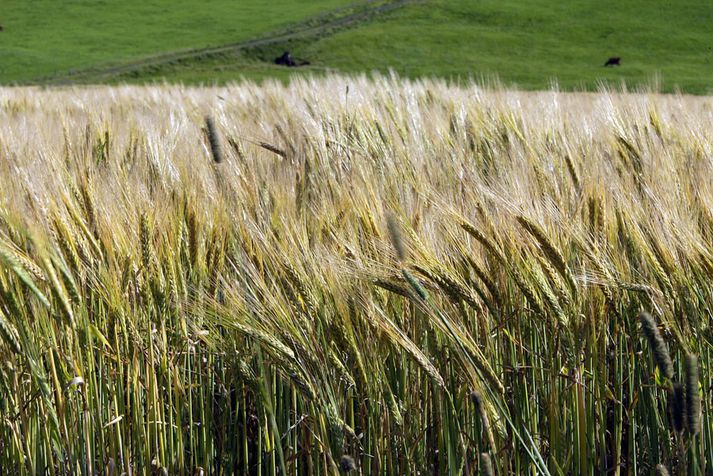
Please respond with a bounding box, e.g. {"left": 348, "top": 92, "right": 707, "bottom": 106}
{"left": 40, "top": 0, "right": 418, "bottom": 85}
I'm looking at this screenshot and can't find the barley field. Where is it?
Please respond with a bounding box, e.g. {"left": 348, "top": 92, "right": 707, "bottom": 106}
{"left": 0, "top": 77, "right": 711, "bottom": 475}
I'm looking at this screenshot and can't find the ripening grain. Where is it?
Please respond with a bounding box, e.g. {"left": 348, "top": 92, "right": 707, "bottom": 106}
{"left": 0, "top": 77, "right": 710, "bottom": 474}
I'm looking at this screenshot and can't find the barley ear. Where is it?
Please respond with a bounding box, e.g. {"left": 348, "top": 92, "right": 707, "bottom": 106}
{"left": 639, "top": 311, "right": 674, "bottom": 381}
{"left": 205, "top": 116, "right": 224, "bottom": 164}
{"left": 0, "top": 308, "right": 21, "bottom": 355}
{"left": 339, "top": 455, "right": 356, "bottom": 473}
{"left": 479, "top": 452, "right": 494, "bottom": 476}
{"left": 684, "top": 354, "right": 701, "bottom": 435}
{"left": 386, "top": 212, "right": 407, "bottom": 261}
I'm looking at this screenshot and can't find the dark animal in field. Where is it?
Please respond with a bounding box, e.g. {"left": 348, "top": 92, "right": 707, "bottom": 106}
{"left": 604, "top": 57, "right": 621, "bottom": 67}
{"left": 274, "top": 51, "right": 310, "bottom": 67}
{"left": 275, "top": 51, "right": 297, "bottom": 67}
{"left": 0, "top": 25, "right": 4, "bottom": 32}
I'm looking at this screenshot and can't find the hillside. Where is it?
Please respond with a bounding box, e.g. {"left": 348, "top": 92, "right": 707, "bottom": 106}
{"left": 2, "top": 0, "right": 713, "bottom": 92}
{"left": 299, "top": 0, "right": 713, "bottom": 93}
{"left": 0, "top": 0, "right": 352, "bottom": 82}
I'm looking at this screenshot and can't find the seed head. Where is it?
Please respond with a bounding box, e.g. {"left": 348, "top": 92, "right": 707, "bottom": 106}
{"left": 479, "top": 452, "right": 494, "bottom": 476}
{"left": 386, "top": 212, "right": 406, "bottom": 261}
{"left": 685, "top": 354, "right": 701, "bottom": 435}
{"left": 339, "top": 455, "right": 356, "bottom": 473}
{"left": 639, "top": 312, "right": 673, "bottom": 381}
{"left": 205, "top": 116, "right": 223, "bottom": 164}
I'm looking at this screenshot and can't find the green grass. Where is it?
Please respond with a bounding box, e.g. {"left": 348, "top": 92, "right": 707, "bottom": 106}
{"left": 105, "top": 50, "right": 318, "bottom": 86}
{"left": 0, "top": 0, "right": 351, "bottom": 82}
{"left": 19, "top": 0, "right": 712, "bottom": 94}
{"left": 3, "top": 0, "right": 713, "bottom": 93}
{"left": 295, "top": 0, "right": 713, "bottom": 93}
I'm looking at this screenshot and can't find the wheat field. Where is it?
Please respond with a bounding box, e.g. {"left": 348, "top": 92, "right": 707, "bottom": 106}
{"left": 0, "top": 77, "right": 711, "bottom": 474}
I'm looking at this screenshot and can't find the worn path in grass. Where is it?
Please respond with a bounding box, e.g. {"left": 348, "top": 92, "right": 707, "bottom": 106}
{"left": 4, "top": 0, "right": 713, "bottom": 93}
{"left": 10, "top": 0, "right": 416, "bottom": 85}
{"left": 0, "top": 0, "right": 358, "bottom": 83}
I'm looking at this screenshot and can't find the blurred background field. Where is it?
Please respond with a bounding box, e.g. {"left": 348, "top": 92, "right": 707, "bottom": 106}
{"left": 2, "top": 0, "right": 713, "bottom": 93}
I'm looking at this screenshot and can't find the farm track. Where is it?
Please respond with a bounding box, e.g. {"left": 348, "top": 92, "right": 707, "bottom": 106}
{"left": 37, "top": 0, "right": 419, "bottom": 85}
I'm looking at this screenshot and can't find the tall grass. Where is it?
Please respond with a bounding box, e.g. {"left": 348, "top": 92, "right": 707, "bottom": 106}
{"left": 0, "top": 76, "right": 710, "bottom": 474}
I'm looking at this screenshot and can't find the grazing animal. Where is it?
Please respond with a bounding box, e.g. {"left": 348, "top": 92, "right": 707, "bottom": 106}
{"left": 274, "top": 51, "right": 310, "bottom": 67}
{"left": 0, "top": 25, "right": 4, "bottom": 32}
{"left": 604, "top": 57, "right": 621, "bottom": 67}
{"left": 275, "top": 51, "right": 297, "bottom": 67}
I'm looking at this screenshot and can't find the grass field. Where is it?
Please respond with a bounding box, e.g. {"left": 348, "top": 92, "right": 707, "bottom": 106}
{"left": 3, "top": 0, "right": 713, "bottom": 93}
{"left": 0, "top": 77, "right": 711, "bottom": 474}
{"left": 296, "top": 0, "right": 713, "bottom": 93}
{"left": 0, "top": 0, "right": 352, "bottom": 82}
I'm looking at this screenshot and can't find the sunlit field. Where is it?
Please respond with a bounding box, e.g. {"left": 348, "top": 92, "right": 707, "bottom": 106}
{"left": 0, "top": 77, "right": 711, "bottom": 474}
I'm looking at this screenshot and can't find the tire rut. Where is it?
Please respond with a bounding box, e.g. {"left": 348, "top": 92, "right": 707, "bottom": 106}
{"left": 39, "top": 0, "right": 418, "bottom": 85}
